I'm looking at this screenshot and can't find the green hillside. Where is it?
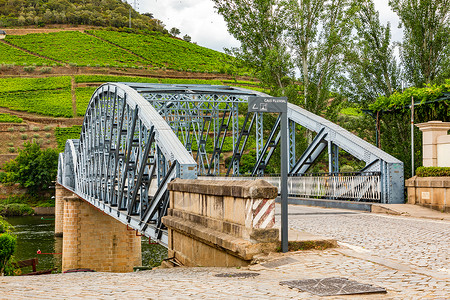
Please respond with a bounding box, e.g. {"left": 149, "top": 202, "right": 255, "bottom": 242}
{"left": 1, "top": 29, "right": 244, "bottom": 75}
{"left": 0, "top": 75, "right": 263, "bottom": 118}
{"left": 0, "top": 0, "right": 164, "bottom": 32}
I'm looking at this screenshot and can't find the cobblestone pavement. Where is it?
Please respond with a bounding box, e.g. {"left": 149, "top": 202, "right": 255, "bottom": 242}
{"left": 1, "top": 204, "right": 448, "bottom": 299}
{"left": 277, "top": 204, "right": 450, "bottom": 277}
{"left": 1, "top": 248, "right": 449, "bottom": 299}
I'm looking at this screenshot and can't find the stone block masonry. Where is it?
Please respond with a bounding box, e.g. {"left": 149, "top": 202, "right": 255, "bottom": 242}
{"left": 61, "top": 193, "right": 141, "bottom": 272}
{"left": 406, "top": 176, "right": 450, "bottom": 213}
{"left": 163, "top": 179, "right": 280, "bottom": 267}
{"left": 55, "top": 184, "right": 69, "bottom": 237}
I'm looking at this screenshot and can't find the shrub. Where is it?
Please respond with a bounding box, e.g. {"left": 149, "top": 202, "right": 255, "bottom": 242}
{"left": 0, "top": 216, "right": 13, "bottom": 234}
{"left": 7, "top": 147, "right": 15, "bottom": 153}
{"left": 45, "top": 133, "right": 51, "bottom": 138}
{"left": 19, "top": 127, "right": 26, "bottom": 132}
{"left": 2, "top": 142, "right": 58, "bottom": 193}
{"left": 0, "top": 203, "right": 34, "bottom": 216}
{"left": 21, "top": 134, "right": 28, "bottom": 140}
{"left": 0, "top": 233, "right": 16, "bottom": 276}
{"left": 39, "top": 67, "right": 52, "bottom": 74}
{"left": 44, "top": 126, "right": 51, "bottom": 132}
{"left": 32, "top": 126, "right": 40, "bottom": 131}
{"left": 7, "top": 127, "right": 14, "bottom": 132}
{"left": 23, "top": 66, "right": 35, "bottom": 72}
{"left": 416, "top": 167, "right": 450, "bottom": 177}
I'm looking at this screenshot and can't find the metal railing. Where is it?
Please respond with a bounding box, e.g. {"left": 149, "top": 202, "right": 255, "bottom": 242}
{"left": 199, "top": 172, "right": 381, "bottom": 202}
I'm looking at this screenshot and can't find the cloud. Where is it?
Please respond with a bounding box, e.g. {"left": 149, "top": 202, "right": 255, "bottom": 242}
{"left": 140, "top": 0, "right": 402, "bottom": 53}
{"left": 140, "top": 0, "right": 239, "bottom": 53}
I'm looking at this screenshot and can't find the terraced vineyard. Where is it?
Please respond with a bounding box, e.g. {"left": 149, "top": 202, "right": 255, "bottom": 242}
{"left": 0, "top": 76, "right": 73, "bottom": 117}
{"left": 2, "top": 30, "right": 247, "bottom": 75}
{"left": 0, "top": 41, "right": 53, "bottom": 66}
{"left": 0, "top": 76, "right": 71, "bottom": 93}
{"left": 88, "top": 30, "right": 238, "bottom": 73}
{"left": 5, "top": 31, "right": 149, "bottom": 67}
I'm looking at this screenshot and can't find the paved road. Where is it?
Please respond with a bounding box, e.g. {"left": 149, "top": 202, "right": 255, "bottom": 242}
{"left": 276, "top": 204, "right": 450, "bottom": 278}
{"left": 1, "top": 204, "right": 448, "bottom": 299}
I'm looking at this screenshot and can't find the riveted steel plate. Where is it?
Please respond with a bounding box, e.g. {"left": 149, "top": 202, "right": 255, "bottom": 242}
{"left": 280, "top": 277, "right": 387, "bottom": 296}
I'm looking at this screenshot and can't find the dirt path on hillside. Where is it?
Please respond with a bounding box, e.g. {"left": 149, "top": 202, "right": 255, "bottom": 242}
{"left": 3, "top": 25, "right": 100, "bottom": 35}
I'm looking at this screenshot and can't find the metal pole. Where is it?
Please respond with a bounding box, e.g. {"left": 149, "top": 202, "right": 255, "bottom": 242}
{"left": 411, "top": 96, "right": 414, "bottom": 177}
{"left": 281, "top": 111, "right": 288, "bottom": 253}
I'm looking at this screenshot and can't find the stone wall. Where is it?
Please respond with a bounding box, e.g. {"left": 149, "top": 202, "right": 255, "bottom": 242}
{"left": 61, "top": 194, "right": 141, "bottom": 272}
{"left": 406, "top": 176, "right": 450, "bottom": 213}
{"left": 163, "top": 179, "right": 279, "bottom": 267}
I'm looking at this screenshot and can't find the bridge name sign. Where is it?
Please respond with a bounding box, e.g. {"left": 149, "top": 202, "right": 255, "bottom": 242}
{"left": 248, "top": 96, "right": 287, "bottom": 113}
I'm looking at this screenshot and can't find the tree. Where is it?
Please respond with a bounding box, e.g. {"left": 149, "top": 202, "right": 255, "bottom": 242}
{"left": 342, "top": 0, "right": 401, "bottom": 106}
{"left": 389, "top": 0, "right": 450, "bottom": 86}
{"left": 183, "top": 34, "right": 191, "bottom": 42}
{"left": 0, "top": 233, "right": 16, "bottom": 276}
{"left": 284, "top": 0, "right": 357, "bottom": 114}
{"left": 170, "top": 27, "right": 180, "bottom": 37}
{"left": 3, "top": 142, "right": 58, "bottom": 193}
{"left": 213, "top": 0, "right": 293, "bottom": 92}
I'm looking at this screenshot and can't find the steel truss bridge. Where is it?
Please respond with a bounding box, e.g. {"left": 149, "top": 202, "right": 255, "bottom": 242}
{"left": 57, "top": 83, "right": 404, "bottom": 245}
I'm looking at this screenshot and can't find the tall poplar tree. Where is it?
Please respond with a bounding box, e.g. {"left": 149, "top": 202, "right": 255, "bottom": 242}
{"left": 389, "top": 0, "right": 450, "bottom": 86}
{"left": 213, "top": 0, "right": 293, "bottom": 92}
{"left": 284, "top": 0, "right": 358, "bottom": 114}
{"left": 342, "top": 0, "right": 401, "bottom": 106}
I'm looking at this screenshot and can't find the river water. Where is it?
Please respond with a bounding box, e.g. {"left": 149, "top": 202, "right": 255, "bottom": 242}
{"left": 6, "top": 216, "right": 167, "bottom": 273}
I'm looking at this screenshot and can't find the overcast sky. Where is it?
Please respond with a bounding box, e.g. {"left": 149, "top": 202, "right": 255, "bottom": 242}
{"left": 135, "top": 0, "right": 403, "bottom": 53}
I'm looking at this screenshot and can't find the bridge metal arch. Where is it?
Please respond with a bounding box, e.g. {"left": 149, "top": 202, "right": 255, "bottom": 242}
{"left": 58, "top": 83, "right": 197, "bottom": 246}
{"left": 57, "top": 82, "right": 404, "bottom": 245}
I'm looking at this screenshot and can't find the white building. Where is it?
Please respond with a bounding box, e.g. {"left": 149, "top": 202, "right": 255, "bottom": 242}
{"left": 0, "top": 30, "right": 6, "bottom": 39}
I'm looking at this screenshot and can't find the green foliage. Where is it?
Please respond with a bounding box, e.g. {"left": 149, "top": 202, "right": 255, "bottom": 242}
{"left": 75, "top": 75, "right": 159, "bottom": 84}
{"left": 0, "top": 194, "right": 54, "bottom": 208}
{"left": 213, "top": 0, "right": 291, "bottom": 90}
{"left": 55, "top": 126, "right": 82, "bottom": 152}
{"left": 0, "top": 114, "right": 22, "bottom": 123}
{"left": 6, "top": 31, "right": 149, "bottom": 67}
{"left": 416, "top": 167, "right": 450, "bottom": 177}
{"left": 389, "top": 0, "right": 450, "bottom": 86}
{"left": 0, "top": 0, "right": 166, "bottom": 32}
{"left": 0, "top": 76, "right": 72, "bottom": 117}
{"left": 0, "top": 203, "right": 34, "bottom": 217}
{"left": 88, "top": 30, "right": 238, "bottom": 74}
{"left": 0, "top": 42, "right": 53, "bottom": 66}
{"left": 340, "top": 107, "right": 362, "bottom": 117}
{"left": 0, "top": 89, "right": 73, "bottom": 117}
{"left": 0, "top": 233, "right": 16, "bottom": 276}
{"left": 0, "top": 216, "right": 13, "bottom": 234}
{"left": 341, "top": 0, "right": 401, "bottom": 106}
{"left": 2, "top": 142, "right": 58, "bottom": 193}
{"left": 239, "top": 150, "right": 257, "bottom": 174}
{"left": 370, "top": 79, "right": 450, "bottom": 114}
{"left": 75, "top": 87, "right": 97, "bottom": 116}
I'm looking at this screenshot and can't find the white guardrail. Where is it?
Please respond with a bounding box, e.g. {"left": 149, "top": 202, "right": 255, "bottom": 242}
{"left": 199, "top": 173, "right": 381, "bottom": 202}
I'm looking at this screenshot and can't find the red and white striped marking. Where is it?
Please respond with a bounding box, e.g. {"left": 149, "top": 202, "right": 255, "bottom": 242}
{"left": 251, "top": 199, "right": 275, "bottom": 229}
